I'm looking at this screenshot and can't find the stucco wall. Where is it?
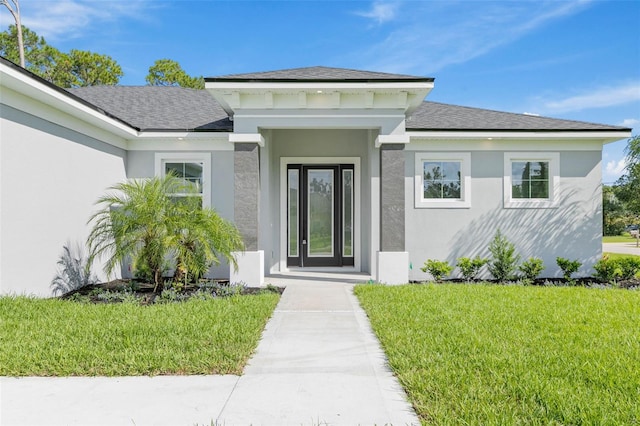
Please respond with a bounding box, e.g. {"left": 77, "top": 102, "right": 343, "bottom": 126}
{"left": 267, "top": 129, "right": 373, "bottom": 273}
{"left": 405, "top": 145, "right": 602, "bottom": 280}
{"left": 1, "top": 105, "right": 127, "bottom": 296}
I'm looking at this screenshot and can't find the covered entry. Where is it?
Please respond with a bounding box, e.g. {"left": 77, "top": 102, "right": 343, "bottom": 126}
{"left": 205, "top": 66, "right": 434, "bottom": 283}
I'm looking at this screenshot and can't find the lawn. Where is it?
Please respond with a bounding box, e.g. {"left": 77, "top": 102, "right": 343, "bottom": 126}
{"left": 0, "top": 293, "right": 279, "bottom": 376}
{"left": 603, "top": 234, "right": 639, "bottom": 243}
{"left": 355, "top": 284, "right": 640, "bottom": 425}
{"left": 604, "top": 252, "right": 640, "bottom": 260}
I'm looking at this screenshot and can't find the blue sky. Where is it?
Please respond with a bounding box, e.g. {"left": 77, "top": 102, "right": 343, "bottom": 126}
{"left": 2, "top": 0, "right": 638, "bottom": 182}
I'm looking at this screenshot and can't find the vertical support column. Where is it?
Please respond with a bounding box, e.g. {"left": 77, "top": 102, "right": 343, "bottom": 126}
{"left": 376, "top": 135, "right": 409, "bottom": 284}
{"left": 380, "top": 144, "right": 405, "bottom": 251}
{"left": 234, "top": 143, "right": 260, "bottom": 251}
{"left": 230, "top": 134, "right": 265, "bottom": 286}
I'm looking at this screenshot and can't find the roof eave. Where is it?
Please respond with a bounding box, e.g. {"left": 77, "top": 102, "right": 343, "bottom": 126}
{"left": 406, "top": 129, "right": 632, "bottom": 144}
{"left": 0, "top": 57, "right": 140, "bottom": 135}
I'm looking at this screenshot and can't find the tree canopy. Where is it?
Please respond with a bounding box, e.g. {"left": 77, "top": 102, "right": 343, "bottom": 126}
{"left": 603, "top": 135, "right": 640, "bottom": 235}
{"left": 616, "top": 135, "right": 640, "bottom": 214}
{"left": 0, "top": 24, "right": 123, "bottom": 87}
{"left": 146, "top": 58, "right": 205, "bottom": 89}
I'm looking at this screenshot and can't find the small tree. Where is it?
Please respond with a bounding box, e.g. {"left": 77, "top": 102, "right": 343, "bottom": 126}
{"left": 487, "top": 229, "right": 520, "bottom": 282}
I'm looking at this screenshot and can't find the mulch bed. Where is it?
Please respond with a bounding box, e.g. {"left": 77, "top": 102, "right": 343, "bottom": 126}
{"left": 61, "top": 278, "right": 284, "bottom": 304}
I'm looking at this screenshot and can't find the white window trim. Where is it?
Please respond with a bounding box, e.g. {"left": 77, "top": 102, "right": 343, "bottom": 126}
{"left": 154, "top": 152, "right": 212, "bottom": 208}
{"left": 414, "top": 152, "right": 471, "bottom": 208}
{"left": 503, "top": 152, "right": 559, "bottom": 209}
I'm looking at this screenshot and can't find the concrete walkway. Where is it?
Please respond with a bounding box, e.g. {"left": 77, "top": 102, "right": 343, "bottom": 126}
{"left": 1, "top": 272, "right": 419, "bottom": 426}
{"left": 603, "top": 242, "right": 640, "bottom": 256}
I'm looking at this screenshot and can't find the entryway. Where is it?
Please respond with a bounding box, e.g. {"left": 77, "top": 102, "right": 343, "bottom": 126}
{"left": 286, "top": 164, "right": 355, "bottom": 267}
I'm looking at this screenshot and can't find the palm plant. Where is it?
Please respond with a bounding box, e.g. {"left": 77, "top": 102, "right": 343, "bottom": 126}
{"left": 172, "top": 195, "right": 244, "bottom": 284}
{"left": 87, "top": 176, "right": 181, "bottom": 291}
{"left": 87, "top": 174, "right": 243, "bottom": 292}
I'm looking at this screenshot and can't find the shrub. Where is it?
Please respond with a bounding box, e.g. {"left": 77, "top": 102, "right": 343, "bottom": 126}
{"left": 556, "top": 257, "right": 581, "bottom": 282}
{"left": 456, "top": 257, "right": 488, "bottom": 281}
{"left": 157, "top": 288, "right": 190, "bottom": 303}
{"left": 595, "top": 256, "right": 640, "bottom": 283}
{"left": 519, "top": 257, "right": 545, "bottom": 283}
{"left": 421, "top": 259, "right": 453, "bottom": 282}
{"left": 617, "top": 257, "right": 640, "bottom": 280}
{"left": 488, "top": 230, "right": 520, "bottom": 282}
{"left": 593, "top": 256, "right": 623, "bottom": 283}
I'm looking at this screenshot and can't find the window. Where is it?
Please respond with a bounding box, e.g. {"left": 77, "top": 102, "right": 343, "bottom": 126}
{"left": 415, "top": 153, "right": 471, "bottom": 208}
{"left": 155, "top": 153, "right": 211, "bottom": 207}
{"left": 423, "top": 161, "right": 461, "bottom": 199}
{"left": 504, "top": 152, "right": 559, "bottom": 208}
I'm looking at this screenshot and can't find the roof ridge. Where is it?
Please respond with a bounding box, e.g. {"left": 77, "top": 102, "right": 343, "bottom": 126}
{"left": 209, "top": 65, "right": 432, "bottom": 81}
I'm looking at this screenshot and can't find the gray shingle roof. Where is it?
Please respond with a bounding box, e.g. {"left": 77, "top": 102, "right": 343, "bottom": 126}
{"left": 407, "top": 101, "right": 629, "bottom": 131}
{"left": 5, "top": 55, "right": 627, "bottom": 133}
{"left": 207, "top": 66, "right": 434, "bottom": 82}
{"left": 68, "top": 86, "right": 232, "bottom": 131}
{"left": 68, "top": 86, "right": 629, "bottom": 133}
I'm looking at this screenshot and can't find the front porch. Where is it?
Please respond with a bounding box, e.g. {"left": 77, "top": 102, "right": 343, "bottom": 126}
{"left": 204, "top": 69, "right": 433, "bottom": 286}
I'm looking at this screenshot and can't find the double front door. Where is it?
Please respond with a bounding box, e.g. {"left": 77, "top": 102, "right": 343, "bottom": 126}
{"left": 287, "top": 164, "right": 354, "bottom": 267}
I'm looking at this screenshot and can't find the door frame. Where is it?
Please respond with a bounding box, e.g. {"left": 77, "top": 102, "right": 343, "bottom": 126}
{"left": 279, "top": 157, "right": 361, "bottom": 272}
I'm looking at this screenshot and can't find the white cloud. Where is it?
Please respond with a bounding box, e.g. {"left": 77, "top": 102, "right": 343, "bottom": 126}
{"left": 353, "top": 1, "right": 592, "bottom": 75}
{"left": 604, "top": 158, "right": 628, "bottom": 182}
{"left": 606, "top": 158, "right": 627, "bottom": 177}
{"left": 11, "top": 0, "right": 156, "bottom": 41}
{"left": 620, "top": 118, "right": 640, "bottom": 129}
{"left": 541, "top": 82, "right": 640, "bottom": 114}
{"left": 355, "top": 1, "right": 399, "bottom": 24}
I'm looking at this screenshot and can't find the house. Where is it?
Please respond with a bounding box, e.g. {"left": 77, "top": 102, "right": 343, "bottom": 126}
{"left": 0, "top": 57, "right": 632, "bottom": 296}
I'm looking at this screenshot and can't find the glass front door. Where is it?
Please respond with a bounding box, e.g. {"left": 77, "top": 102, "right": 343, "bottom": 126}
{"left": 287, "top": 164, "right": 354, "bottom": 267}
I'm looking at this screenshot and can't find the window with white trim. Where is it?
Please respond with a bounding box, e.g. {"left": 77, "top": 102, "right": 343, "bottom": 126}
{"left": 155, "top": 153, "right": 212, "bottom": 208}
{"left": 415, "top": 152, "right": 471, "bottom": 208}
{"left": 504, "top": 152, "right": 559, "bottom": 208}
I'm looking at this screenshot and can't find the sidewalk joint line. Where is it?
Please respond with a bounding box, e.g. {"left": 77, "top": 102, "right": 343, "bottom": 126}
{"left": 215, "top": 375, "right": 242, "bottom": 423}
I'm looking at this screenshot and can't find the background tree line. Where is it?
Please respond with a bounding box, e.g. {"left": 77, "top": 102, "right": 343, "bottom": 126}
{"left": 0, "top": 24, "right": 203, "bottom": 89}
{"left": 604, "top": 135, "right": 640, "bottom": 235}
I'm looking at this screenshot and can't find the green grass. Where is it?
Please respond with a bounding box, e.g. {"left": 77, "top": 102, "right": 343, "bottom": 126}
{"left": 603, "top": 234, "right": 638, "bottom": 243}
{"left": 0, "top": 294, "right": 279, "bottom": 376}
{"left": 355, "top": 284, "right": 640, "bottom": 425}
{"left": 604, "top": 252, "right": 640, "bottom": 260}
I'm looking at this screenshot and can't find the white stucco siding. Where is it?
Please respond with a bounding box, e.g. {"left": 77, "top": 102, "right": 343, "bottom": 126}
{"left": 406, "top": 146, "right": 603, "bottom": 280}
{"left": 1, "top": 106, "right": 127, "bottom": 296}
